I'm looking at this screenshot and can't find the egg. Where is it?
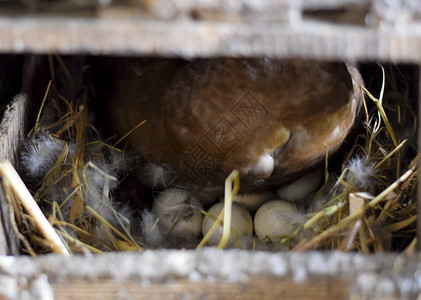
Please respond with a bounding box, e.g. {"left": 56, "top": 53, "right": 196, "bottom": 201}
{"left": 202, "top": 202, "right": 253, "bottom": 247}
{"left": 254, "top": 200, "right": 303, "bottom": 242}
{"left": 152, "top": 187, "right": 203, "bottom": 239}
{"left": 276, "top": 168, "right": 323, "bottom": 202}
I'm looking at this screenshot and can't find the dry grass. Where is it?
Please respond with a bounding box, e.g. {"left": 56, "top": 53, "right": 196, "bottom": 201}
{"left": 0, "top": 62, "right": 417, "bottom": 255}
{"left": 2, "top": 77, "right": 145, "bottom": 255}
{"left": 289, "top": 65, "right": 418, "bottom": 252}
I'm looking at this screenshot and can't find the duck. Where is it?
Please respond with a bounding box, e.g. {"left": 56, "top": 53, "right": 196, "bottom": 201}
{"left": 95, "top": 57, "right": 363, "bottom": 197}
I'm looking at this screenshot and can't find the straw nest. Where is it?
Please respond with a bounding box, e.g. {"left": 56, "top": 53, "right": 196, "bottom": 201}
{"left": 0, "top": 60, "right": 417, "bottom": 255}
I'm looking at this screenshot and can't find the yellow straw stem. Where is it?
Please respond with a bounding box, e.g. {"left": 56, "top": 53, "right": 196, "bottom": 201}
{"left": 113, "top": 120, "right": 146, "bottom": 147}
{"left": 33, "top": 80, "right": 52, "bottom": 136}
{"left": 196, "top": 209, "right": 224, "bottom": 249}
{"left": 217, "top": 170, "right": 240, "bottom": 250}
{"left": 374, "top": 139, "right": 406, "bottom": 170}
{"left": 0, "top": 160, "right": 70, "bottom": 255}
{"left": 197, "top": 170, "right": 240, "bottom": 250}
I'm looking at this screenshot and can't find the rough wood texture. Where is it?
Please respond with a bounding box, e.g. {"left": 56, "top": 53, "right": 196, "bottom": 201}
{"left": 0, "top": 250, "right": 419, "bottom": 299}
{"left": 52, "top": 279, "right": 347, "bottom": 300}
{"left": 0, "top": 95, "right": 27, "bottom": 165}
{"left": 0, "top": 0, "right": 418, "bottom": 62}
{"left": 0, "top": 95, "right": 27, "bottom": 256}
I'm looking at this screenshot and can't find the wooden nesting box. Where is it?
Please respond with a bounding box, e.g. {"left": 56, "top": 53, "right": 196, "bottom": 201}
{"left": 0, "top": 0, "right": 421, "bottom": 299}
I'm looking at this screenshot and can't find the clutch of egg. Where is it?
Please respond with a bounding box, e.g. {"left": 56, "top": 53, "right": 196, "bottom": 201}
{"left": 95, "top": 58, "right": 363, "bottom": 247}
{"left": 145, "top": 168, "right": 321, "bottom": 248}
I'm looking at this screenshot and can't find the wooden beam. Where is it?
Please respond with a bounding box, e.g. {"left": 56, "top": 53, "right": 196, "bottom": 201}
{"left": 0, "top": 250, "right": 416, "bottom": 299}
{"left": 0, "top": 7, "right": 417, "bottom": 62}
{"left": 0, "top": 95, "right": 27, "bottom": 255}
{"left": 52, "top": 278, "right": 348, "bottom": 300}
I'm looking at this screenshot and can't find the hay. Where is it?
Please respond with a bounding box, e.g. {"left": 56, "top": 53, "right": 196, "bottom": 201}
{"left": 1, "top": 61, "right": 417, "bottom": 255}
{"left": 290, "top": 65, "right": 417, "bottom": 252}
{"left": 11, "top": 80, "right": 145, "bottom": 254}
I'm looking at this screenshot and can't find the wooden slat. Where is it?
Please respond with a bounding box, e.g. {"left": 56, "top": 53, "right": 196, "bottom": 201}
{"left": 0, "top": 250, "right": 415, "bottom": 299}
{"left": 147, "top": 0, "right": 371, "bottom": 13}
{"left": 0, "top": 6, "right": 417, "bottom": 62}
{"left": 53, "top": 278, "right": 348, "bottom": 300}
{"left": 0, "top": 95, "right": 27, "bottom": 255}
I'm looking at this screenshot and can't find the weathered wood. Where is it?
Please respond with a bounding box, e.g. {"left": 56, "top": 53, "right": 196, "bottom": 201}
{"left": 0, "top": 95, "right": 27, "bottom": 256}
{"left": 52, "top": 278, "right": 348, "bottom": 300}
{"left": 0, "top": 250, "right": 419, "bottom": 299}
{"left": 0, "top": 0, "right": 418, "bottom": 62}
{"left": 0, "top": 95, "right": 27, "bottom": 165}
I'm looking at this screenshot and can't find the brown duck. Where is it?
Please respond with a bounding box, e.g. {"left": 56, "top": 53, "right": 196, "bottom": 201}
{"left": 100, "top": 58, "right": 362, "bottom": 194}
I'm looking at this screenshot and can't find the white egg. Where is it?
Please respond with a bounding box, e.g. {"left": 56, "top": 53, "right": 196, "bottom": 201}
{"left": 254, "top": 200, "right": 301, "bottom": 242}
{"left": 202, "top": 202, "right": 253, "bottom": 247}
{"left": 152, "top": 187, "right": 203, "bottom": 239}
{"left": 231, "top": 192, "right": 274, "bottom": 213}
{"left": 276, "top": 168, "right": 322, "bottom": 201}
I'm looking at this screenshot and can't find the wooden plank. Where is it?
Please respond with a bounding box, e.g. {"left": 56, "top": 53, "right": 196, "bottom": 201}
{"left": 143, "top": 0, "right": 371, "bottom": 20}
{"left": 0, "top": 3, "right": 418, "bottom": 62}
{"left": 0, "top": 95, "right": 27, "bottom": 165}
{"left": 0, "top": 95, "right": 27, "bottom": 255}
{"left": 0, "top": 250, "right": 416, "bottom": 299}
{"left": 0, "top": 14, "right": 415, "bottom": 62}
{"left": 0, "top": 0, "right": 374, "bottom": 17}
{"left": 148, "top": 0, "right": 371, "bottom": 13}
{"left": 52, "top": 278, "right": 348, "bottom": 300}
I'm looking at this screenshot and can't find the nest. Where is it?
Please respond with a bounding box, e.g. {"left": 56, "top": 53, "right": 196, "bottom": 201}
{"left": 0, "top": 60, "right": 417, "bottom": 255}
